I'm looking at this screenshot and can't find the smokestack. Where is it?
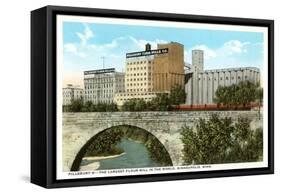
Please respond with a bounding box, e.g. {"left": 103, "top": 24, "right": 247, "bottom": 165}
{"left": 145, "top": 43, "right": 151, "bottom": 51}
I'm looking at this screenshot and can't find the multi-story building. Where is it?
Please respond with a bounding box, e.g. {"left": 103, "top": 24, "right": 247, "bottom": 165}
{"left": 84, "top": 68, "right": 125, "bottom": 104}
{"left": 63, "top": 84, "right": 83, "bottom": 105}
{"left": 114, "top": 42, "right": 185, "bottom": 106}
{"left": 153, "top": 42, "right": 185, "bottom": 92}
{"left": 185, "top": 50, "right": 260, "bottom": 105}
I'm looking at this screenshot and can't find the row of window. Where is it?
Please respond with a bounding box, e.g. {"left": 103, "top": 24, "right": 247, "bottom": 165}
{"left": 116, "top": 97, "right": 153, "bottom": 101}
{"left": 198, "top": 75, "right": 248, "bottom": 81}
{"left": 126, "top": 77, "right": 152, "bottom": 82}
{"left": 127, "top": 82, "right": 151, "bottom": 87}
{"left": 63, "top": 94, "right": 83, "bottom": 98}
{"left": 202, "top": 69, "right": 257, "bottom": 74}
{"left": 84, "top": 95, "right": 113, "bottom": 99}
{"left": 84, "top": 78, "right": 124, "bottom": 84}
{"left": 126, "top": 88, "right": 151, "bottom": 92}
{"left": 84, "top": 99, "right": 113, "bottom": 103}
{"left": 126, "top": 66, "right": 152, "bottom": 71}
{"left": 116, "top": 92, "right": 155, "bottom": 97}
{"left": 85, "top": 90, "right": 113, "bottom": 94}
{"left": 85, "top": 83, "right": 113, "bottom": 88}
{"left": 127, "top": 60, "right": 153, "bottom": 65}
{"left": 126, "top": 72, "right": 152, "bottom": 77}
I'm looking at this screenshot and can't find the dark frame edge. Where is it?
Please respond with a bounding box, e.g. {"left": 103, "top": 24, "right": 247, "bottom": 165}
{"left": 268, "top": 19, "right": 274, "bottom": 174}
{"left": 31, "top": 6, "right": 48, "bottom": 188}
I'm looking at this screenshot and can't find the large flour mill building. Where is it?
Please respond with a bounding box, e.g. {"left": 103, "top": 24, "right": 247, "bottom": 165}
{"left": 84, "top": 68, "right": 125, "bottom": 104}
{"left": 114, "top": 42, "right": 185, "bottom": 106}
{"left": 185, "top": 50, "right": 261, "bottom": 105}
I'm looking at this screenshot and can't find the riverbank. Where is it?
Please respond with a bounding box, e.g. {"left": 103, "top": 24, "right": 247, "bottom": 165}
{"left": 83, "top": 152, "right": 126, "bottom": 161}
{"left": 80, "top": 153, "right": 126, "bottom": 171}
{"left": 80, "top": 162, "right": 100, "bottom": 171}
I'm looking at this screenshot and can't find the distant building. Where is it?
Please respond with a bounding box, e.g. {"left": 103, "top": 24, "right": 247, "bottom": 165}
{"left": 63, "top": 84, "right": 83, "bottom": 105}
{"left": 114, "top": 42, "right": 185, "bottom": 106}
{"left": 84, "top": 68, "right": 125, "bottom": 104}
{"left": 185, "top": 50, "right": 260, "bottom": 105}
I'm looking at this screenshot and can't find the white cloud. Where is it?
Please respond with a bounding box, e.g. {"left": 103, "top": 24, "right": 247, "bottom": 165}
{"left": 222, "top": 40, "right": 249, "bottom": 55}
{"left": 64, "top": 43, "right": 87, "bottom": 58}
{"left": 76, "top": 24, "right": 94, "bottom": 45}
{"left": 185, "top": 40, "right": 262, "bottom": 69}
{"left": 129, "top": 36, "right": 168, "bottom": 50}
{"left": 185, "top": 44, "right": 217, "bottom": 62}
{"left": 89, "top": 37, "right": 125, "bottom": 51}
{"left": 64, "top": 43, "right": 77, "bottom": 53}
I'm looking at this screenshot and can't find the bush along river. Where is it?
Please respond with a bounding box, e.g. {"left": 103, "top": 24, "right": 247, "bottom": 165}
{"left": 77, "top": 126, "right": 173, "bottom": 171}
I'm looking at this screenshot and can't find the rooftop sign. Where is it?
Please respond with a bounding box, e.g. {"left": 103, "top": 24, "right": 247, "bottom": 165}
{"left": 84, "top": 68, "right": 115, "bottom": 75}
{"left": 126, "top": 48, "right": 168, "bottom": 58}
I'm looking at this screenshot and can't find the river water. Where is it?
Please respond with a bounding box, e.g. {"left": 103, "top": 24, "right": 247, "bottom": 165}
{"left": 81, "top": 139, "right": 162, "bottom": 170}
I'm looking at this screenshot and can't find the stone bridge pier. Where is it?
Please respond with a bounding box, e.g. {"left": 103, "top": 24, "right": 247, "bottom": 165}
{"left": 62, "top": 111, "right": 262, "bottom": 171}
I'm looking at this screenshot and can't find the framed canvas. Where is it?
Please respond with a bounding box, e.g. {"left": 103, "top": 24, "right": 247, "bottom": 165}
{"left": 31, "top": 5, "right": 274, "bottom": 188}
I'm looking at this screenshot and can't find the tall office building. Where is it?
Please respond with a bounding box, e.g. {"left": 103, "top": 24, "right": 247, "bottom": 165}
{"left": 84, "top": 68, "right": 125, "bottom": 104}
{"left": 114, "top": 42, "right": 185, "bottom": 106}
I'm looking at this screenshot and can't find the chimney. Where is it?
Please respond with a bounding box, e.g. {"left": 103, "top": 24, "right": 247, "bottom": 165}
{"left": 145, "top": 43, "right": 151, "bottom": 51}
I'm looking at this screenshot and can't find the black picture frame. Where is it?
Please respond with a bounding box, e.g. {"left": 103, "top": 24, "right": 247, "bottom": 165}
{"left": 31, "top": 5, "right": 274, "bottom": 188}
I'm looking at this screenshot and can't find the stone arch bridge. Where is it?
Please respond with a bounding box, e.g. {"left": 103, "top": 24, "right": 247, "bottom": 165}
{"left": 62, "top": 111, "right": 262, "bottom": 171}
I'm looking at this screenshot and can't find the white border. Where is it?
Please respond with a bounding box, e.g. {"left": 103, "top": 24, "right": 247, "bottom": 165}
{"left": 56, "top": 15, "right": 269, "bottom": 180}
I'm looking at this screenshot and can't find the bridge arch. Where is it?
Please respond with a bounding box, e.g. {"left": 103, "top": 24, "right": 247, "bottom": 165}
{"left": 70, "top": 124, "right": 173, "bottom": 171}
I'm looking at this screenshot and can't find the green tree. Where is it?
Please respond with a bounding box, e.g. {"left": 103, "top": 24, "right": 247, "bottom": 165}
{"left": 256, "top": 86, "right": 263, "bottom": 119}
{"left": 122, "top": 99, "right": 137, "bottom": 111}
{"left": 122, "top": 99, "right": 147, "bottom": 111}
{"left": 169, "top": 84, "right": 186, "bottom": 105}
{"left": 236, "top": 81, "right": 257, "bottom": 107}
{"left": 95, "top": 103, "right": 107, "bottom": 112}
{"left": 151, "top": 93, "right": 171, "bottom": 111}
{"left": 146, "top": 136, "right": 173, "bottom": 166}
{"left": 214, "top": 81, "right": 260, "bottom": 108}
{"left": 214, "top": 86, "right": 229, "bottom": 106}
{"left": 134, "top": 99, "right": 147, "bottom": 111}
{"left": 85, "top": 128, "right": 124, "bottom": 156}
{"left": 181, "top": 114, "right": 233, "bottom": 164}
{"left": 180, "top": 114, "right": 263, "bottom": 165}
{"left": 82, "top": 101, "right": 94, "bottom": 112}
{"left": 68, "top": 98, "right": 84, "bottom": 112}
{"left": 105, "top": 102, "right": 118, "bottom": 112}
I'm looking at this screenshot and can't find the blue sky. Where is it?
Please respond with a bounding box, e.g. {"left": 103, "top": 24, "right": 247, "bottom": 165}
{"left": 62, "top": 21, "right": 264, "bottom": 86}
